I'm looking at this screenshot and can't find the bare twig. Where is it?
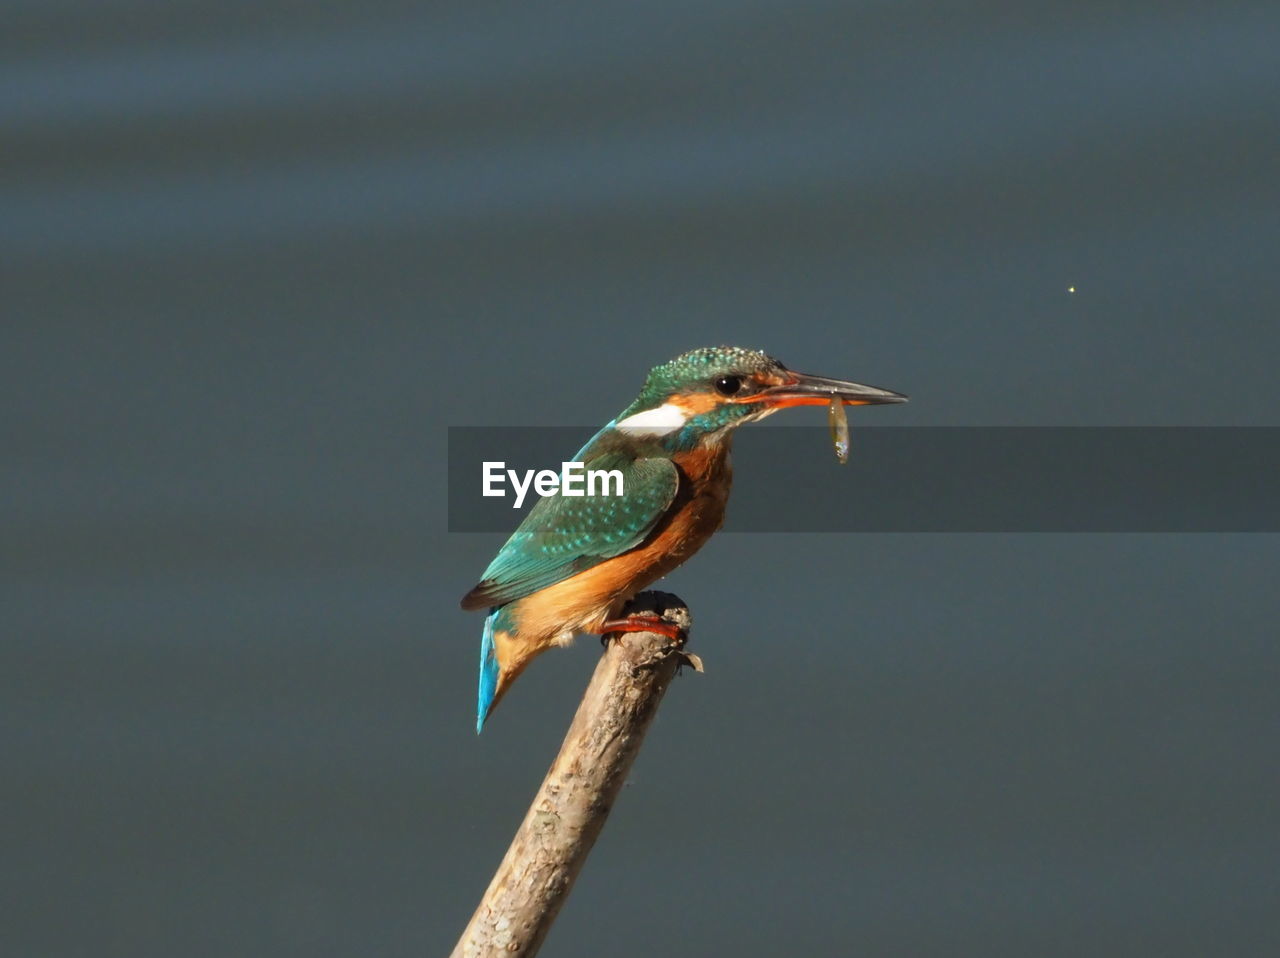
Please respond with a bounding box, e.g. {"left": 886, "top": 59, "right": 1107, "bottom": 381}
{"left": 450, "top": 591, "right": 695, "bottom": 958}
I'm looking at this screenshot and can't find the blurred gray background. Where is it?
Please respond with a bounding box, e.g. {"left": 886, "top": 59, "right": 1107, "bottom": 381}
{"left": 4, "top": 2, "right": 1279, "bottom": 955}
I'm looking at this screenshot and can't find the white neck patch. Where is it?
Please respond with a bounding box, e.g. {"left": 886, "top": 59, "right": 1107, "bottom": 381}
{"left": 614, "top": 402, "right": 689, "bottom": 437}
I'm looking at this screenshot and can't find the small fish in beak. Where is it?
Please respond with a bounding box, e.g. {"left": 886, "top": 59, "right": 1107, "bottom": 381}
{"left": 827, "top": 396, "right": 850, "bottom": 464}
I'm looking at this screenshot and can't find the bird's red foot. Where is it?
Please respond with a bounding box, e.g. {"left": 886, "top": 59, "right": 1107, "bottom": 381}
{"left": 596, "top": 615, "right": 687, "bottom": 643}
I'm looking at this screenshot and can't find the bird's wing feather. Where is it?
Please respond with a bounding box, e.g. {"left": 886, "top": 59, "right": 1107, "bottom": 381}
{"left": 460, "top": 449, "right": 678, "bottom": 610}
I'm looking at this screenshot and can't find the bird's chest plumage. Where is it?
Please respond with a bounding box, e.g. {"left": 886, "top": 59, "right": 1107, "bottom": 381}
{"left": 650, "top": 441, "right": 734, "bottom": 571}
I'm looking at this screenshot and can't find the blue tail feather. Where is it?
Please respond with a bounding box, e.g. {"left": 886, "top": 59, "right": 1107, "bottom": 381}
{"left": 477, "top": 609, "right": 500, "bottom": 733}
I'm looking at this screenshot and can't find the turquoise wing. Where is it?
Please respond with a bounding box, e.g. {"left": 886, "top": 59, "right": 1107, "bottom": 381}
{"left": 460, "top": 451, "right": 679, "bottom": 610}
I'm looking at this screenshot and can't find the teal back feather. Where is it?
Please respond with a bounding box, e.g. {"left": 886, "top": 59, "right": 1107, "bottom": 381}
{"left": 463, "top": 447, "right": 679, "bottom": 610}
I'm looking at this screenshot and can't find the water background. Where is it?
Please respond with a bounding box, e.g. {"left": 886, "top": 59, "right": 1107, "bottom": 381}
{"left": 5, "top": 2, "right": 1280, "bottom": 955}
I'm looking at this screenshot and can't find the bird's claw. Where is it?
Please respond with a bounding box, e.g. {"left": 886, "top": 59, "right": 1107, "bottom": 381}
{"left": 675, "top": 650, "right": 704, "bottom": 674}
{"left": 599, "top": 595, "right": 697, "bottom": 673}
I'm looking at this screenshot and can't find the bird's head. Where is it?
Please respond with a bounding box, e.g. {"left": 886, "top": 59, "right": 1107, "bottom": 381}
{"left": 613, "top": 346, "right": 907, "bottom": 449}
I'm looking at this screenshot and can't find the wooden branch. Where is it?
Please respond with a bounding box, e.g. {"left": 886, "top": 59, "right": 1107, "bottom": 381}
{"left": 450, "top": 590, "right": 696, "bottom": 958}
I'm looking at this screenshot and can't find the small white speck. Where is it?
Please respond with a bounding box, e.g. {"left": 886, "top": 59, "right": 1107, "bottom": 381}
{"left": 1067, "top": 286, "right": 1076, "bottom": 294}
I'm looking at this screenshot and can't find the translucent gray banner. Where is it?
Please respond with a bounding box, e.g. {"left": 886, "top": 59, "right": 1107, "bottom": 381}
{"left": 447, "top": 427, "right": 1279, "bottom": 532}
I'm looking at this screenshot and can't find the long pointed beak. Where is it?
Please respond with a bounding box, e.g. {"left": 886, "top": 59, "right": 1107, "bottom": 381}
{"left": 750, "top": 371, "right": 909, "bottom": 408}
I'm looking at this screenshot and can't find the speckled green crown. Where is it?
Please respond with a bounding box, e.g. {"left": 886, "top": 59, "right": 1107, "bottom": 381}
{"left": 620, "top": 346, "right": 782, "bottom": 417}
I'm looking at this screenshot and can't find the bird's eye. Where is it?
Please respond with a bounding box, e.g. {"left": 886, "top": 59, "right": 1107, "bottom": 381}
{"left": 713, "top": 375, "right": 743, "bottom": 396}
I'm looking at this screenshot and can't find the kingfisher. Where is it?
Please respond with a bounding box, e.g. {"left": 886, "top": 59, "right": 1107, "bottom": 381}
{"left": 461, "top": 346, "right": 907, "bottom": 731}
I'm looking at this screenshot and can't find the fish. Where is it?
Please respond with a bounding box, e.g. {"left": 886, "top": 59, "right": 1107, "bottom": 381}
{"left": 827, "top": 396, "right": 849, "bottom": 464}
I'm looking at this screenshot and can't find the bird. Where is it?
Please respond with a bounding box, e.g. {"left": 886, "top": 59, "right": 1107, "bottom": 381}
{"left": 461, "top": 346, "right": 907, "bottom": 731}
